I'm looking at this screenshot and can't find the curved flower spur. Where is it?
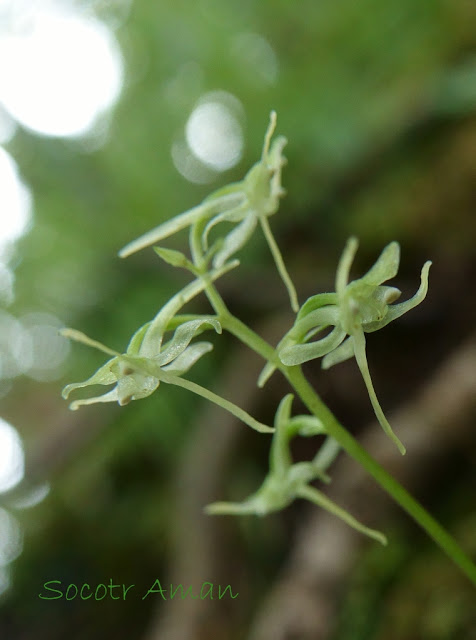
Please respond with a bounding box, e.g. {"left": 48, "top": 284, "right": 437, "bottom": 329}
{"left": 206, "top": 394, "right": 386, "bottom": 544}
{"left": 119, "top": 111, "right": 299, "bottom": 312}
{"left": 273, "top": 238, "right": 431, "bottom": 455}
{"left": 61, "top": 263, "right": 272, "bottom": 434}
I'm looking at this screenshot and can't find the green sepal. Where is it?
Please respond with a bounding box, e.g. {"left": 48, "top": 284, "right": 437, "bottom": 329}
{"left": 213, "top": 214, "right": 258, "bottom": 269}
{"left": 321, "top": 336, "right": 354, "bottom": 369}
{"left": 365, "top": 261, "right": 432, "bottom": 332}
{"left": 62, "top": 358, "right": 119, "bottom": 400}
{"left": 360, "top": 241, "right": 400, "bottom": 286}
{"left": 126, "top": 323, "right": 151, "bottom": 355}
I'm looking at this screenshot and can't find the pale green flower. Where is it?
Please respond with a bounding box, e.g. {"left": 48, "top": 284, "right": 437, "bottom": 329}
{"left": 119, "top": 112, "right": 298, "bottom": 311}
{"left": 62, "top": 263, "right": 229, "bottom": 410}
{"left": 206, "top": 394, "right": 386, "bottom": 545}
{"left": 61, "top": 261, "right": 272, "bottom": 434}
{"left": 61, "top": 315, "right": 221, "bottom": 410}
{"left": 264, "top": 239, "right": 431, "bottom": 455}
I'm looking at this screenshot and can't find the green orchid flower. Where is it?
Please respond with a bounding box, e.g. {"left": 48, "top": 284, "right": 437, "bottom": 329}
{"left": 62, "top": 261, "right": 272, "bottom": 434}
{"left": 206, "top": 394, "right": 386, "bottom": 545}
{"left": 61, "top": 314, "right": 221, "bottom": 409}
{"left": 119, "top": 111, "right": 298, "bottom": 312}
{"left": 262, "top": 239, "right": 431, "bottom": 455}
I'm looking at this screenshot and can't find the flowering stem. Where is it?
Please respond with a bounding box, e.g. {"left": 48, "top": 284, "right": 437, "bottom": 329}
{"left": 287, "top": 366, "right": 476, "bottom": 586}
{"left": 203, "top": 279, "right": 476, "bottom": 586}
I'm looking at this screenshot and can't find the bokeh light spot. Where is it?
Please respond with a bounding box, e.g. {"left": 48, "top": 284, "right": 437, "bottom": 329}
{"left": 0, "top": 418, "right": 25, "bottom": 494}
{"left": 185, "top": 92, "right": 244, "bottom": 171}
{"left": 0, "top": 105, "right": 17, "bottom": 145}
{"left": 0, "top": 567, "right": 10, "bottom": 597}
{"left": 231, "top": 32, "right": 279, "bottom": 86}
{"left": 0, "top": 264, "right": 14, "bottom": 306}
{"left": 21, "top": 312, "right": 71, "bottom": 382}
{"left": 171, "top": 139, "right": 219, "bottom": 185}
{"left": 0, "top": 508, "right": 23, "bottom": 572}
{"left": 0, "top": 148, "right": 32, "bottom": 255}
{"left": 0, "top": 5, "right": 123, "bottom": 138}
{"left": 11, "top": 483, "right": 50, "bottom": 510}
{"left": 0, "top": 310, "right": 33, "bottom": 380}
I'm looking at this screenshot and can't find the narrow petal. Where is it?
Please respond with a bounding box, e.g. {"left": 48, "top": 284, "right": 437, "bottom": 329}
{"left": 261, "top": 110, "right": 277, "bottom": 160}
{"left": 289, "top": 306, "right": 340, "bottom": 341}
{"left": 336, "top": 237, "right": 359, "bottom": 296}
{"left": 213, "top": 215, "right": 257, "bottom": 268}
{"left": 206, "top": 476, "right": 290, "bottom": 516}
{"left": 157, "top": 318, "right": 221, "bottom": 366}
{"left": 268, "top": 136, "right": 288, "bottom": 199}
{"left": 162, "top": 342, "right": 213, "bottom": 375}
{"left": 201, "top": 203, "right": 248, "bottom": 251}
{"left": 280, "top": 326, "right": 346, "bottom": 366}
{"left": 69, "top": 388, "right": 119, "bottom": 411}
{"left": 311, "top": 436, "right": 341, "bottom": 473}
{"left": 258, "top": 332, "right": 295, "bottom": 388}
{"left": 361, "top": 242, "right": 400, "bottom": 286}
{"left": 269, "top": 394, "right": 295, "bottom": 476}
{"left": 287, "top": 461, "right": 328, "bottom": 485}
{"left": 60, "top": 328, "right": 120, "bottom": 357}
{"left": 118, "top": 192, "right": 243, "bottom": 258}
{"left": 126, "top": 322, "right": 151, "bottom": 355}
{"left": 119, "top": 203, "right": 207, "bottom": 258}
{"left": 321, "top": 336, "right": 354, "bottom": 370}
{"left": 365, "top": 261, "right": 432, "bottom": 332}
{"left": 62, "top": 358, "right": 118, "bottom": 399}
{"left": 297, "top": 293, "right": 338, "bottom": 322}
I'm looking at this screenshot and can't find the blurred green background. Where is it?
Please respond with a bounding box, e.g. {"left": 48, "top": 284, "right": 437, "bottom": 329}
{"left": 0, "top": 0, "right": 475, "bottom": 638}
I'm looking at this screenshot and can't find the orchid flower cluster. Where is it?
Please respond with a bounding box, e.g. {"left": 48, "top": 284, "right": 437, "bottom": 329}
{"left": 62, "top": 112, "right": 432, "bottom": 545}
